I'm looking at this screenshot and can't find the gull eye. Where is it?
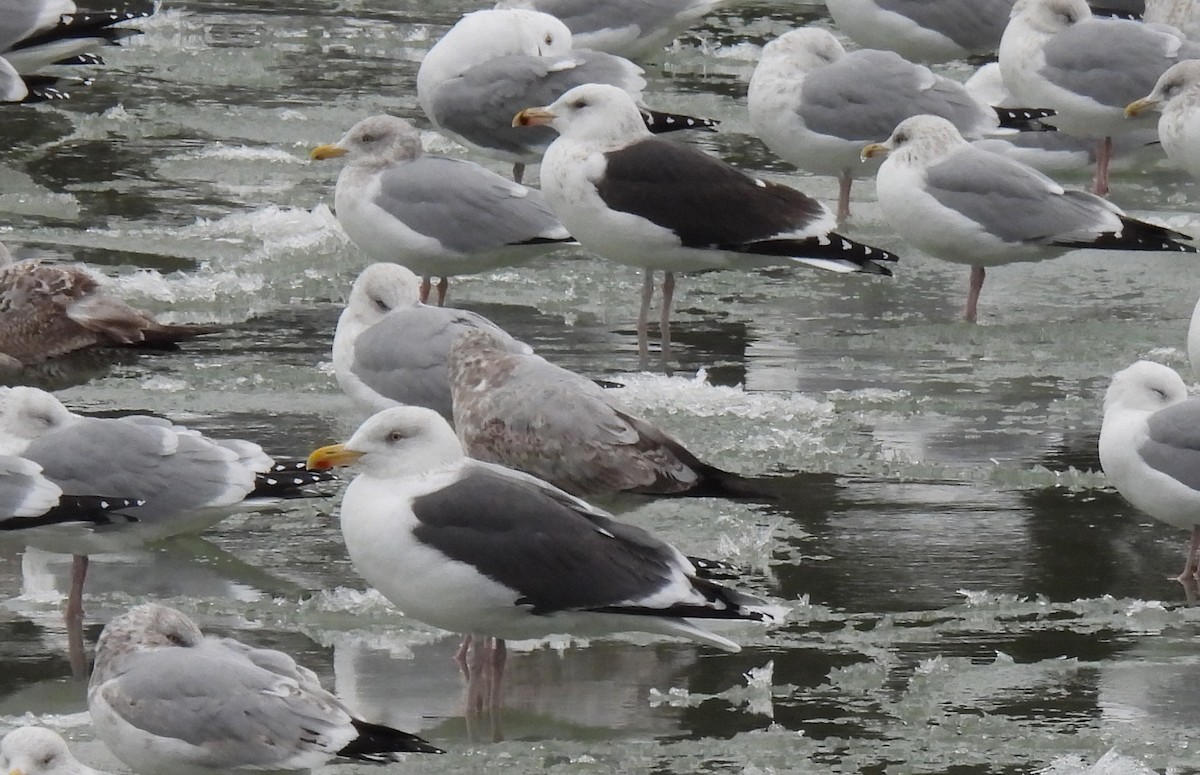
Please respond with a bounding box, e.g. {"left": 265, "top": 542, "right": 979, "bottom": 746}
{"left": 372, "top": 296, "right": 390, "bottom": 312}
{"left": 359, "top": 133, "right": 376, "bottom": 143}
{"left": 572, "top": 99, "right": 588, "bottom": 110}
{"left": 893, "top": 132, "right": 908, "bottom": 145}
{"left": 544, "top": 33, "right": 553, "bottom": 45}
{"left": 1151, "top": 387, "right": 1169, "bottom": 400}
{"left": 166, "top": 631, "right": 189, "bottom": 646}
{"left": 42, "top": 753, "right": 56, "bottom": 766}
{"left": 386, "top": 430, "right": 405, "bottom": 443}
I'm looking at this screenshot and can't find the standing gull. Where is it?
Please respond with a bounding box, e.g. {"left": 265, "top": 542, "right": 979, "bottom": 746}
{"left": 1098, "top": 360, "right": 1200, "bottom": 581}
{"left": 333, "top": 263, "right": 531, "bottom": 420}
{"left": 1126, "top": 59, "right": 1200, "bottom": 182}
{"left": 88, "top": 603, "right": 443, "bottom": 773}
{"left": 417, "top": 8, "right": 716, "bottom": 182}
{"left": 0, "top": 241, "right": 221, "bottom": 368}
{"left": 748, "top": 27, "right": 1050, "bottom": 222}
{"left": 310, "top": 116, "right": 573, "bottom": 306}
{"left": 999, "top": 0, "right": 1200, "bottom": 195}
{"left": 0, "top": 726, "right": 110, "bottom": 775}
{"left": 513, "top": 82, "right": 897, "bottom": 363}
{"left": 861, "top": 114, "right": 1197, "bottom": 322}
{"left": 307, "top": 406, "right": 777, "bottom": 708}
{"left": 448, "top": 328, "right": 771, "bottom": 498}
{"left": 494, "top": 0, "right": 728, "bottom": 60}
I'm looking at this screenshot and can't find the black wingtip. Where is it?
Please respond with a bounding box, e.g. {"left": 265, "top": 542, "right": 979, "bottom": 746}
{"left": 1053, "top": 217, "right": 1198, "bottom": 253}
{"left": 251, "top": 463, "right": 337, "bottom": 499}
{"left": 339, "top": 718, "right": 445, "bottom": 760}
{"left": 0, "top": 495, "right": 143, "bottom": 531}
{"left": 992, "top": 106, "right": 1058, "bottom": 132}
{"left": 735, "top": 233, "right": 899, "bottom": 275}
{"left": 641, "top": 108, "right": 720, "bottom": 135}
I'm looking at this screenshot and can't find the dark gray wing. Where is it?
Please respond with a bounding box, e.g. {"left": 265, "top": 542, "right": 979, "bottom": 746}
{"left": 431, "top": 50, "right": 643, "bottom": 159}
{"left": 1040, "top": 19, "right": 1199, "bottom": 108}
{"left": 352, "top": 307, "right": 527, "bottom": 420}
{"left": 21, "top": 417, "right": 254, "bottom": 520}
{"left": 1141, "top": 399, "right": 1200, "bottom": 491}
{"left": 922, "top": 145, "right": 1118, "bottom": 244}
{"left": 800, "top": 49, "right": 992, "bottom": 141}
{"left": 873, "top": 0, "right": 1013, "bottom": 52}
{"left": 596, "top": 137, "right": 829, "bottom": 248}
{"left": 410, "top": 466, "right": 684, "bottom": 613}
{"left": 374, "top": 156, "right": 568, "bottom": 254}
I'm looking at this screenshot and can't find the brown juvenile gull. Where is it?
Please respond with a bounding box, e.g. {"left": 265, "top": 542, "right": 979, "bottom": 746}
{"left": 0, "top": 726, "right": 111, "bottom": 775}
{"left": 861, "top": 114, "right": 1197, "bottom": 323}
{"left": 311, "top": 115, "right": 574, "bottom": 306}
{"left": 513, "top": 82, "right": 898, "bottom": 364}
{"left": 0, "top": 242, "right": 220, "bottom": 368}
{"left": 448, "top": 328, "right": 772, "bottom": 499}
{"left": 307, "top": 406, "right": 778, "bottom": 711}
{"left": 88, "top": 603, "right": 443, "bottom": 773}
{"left": 333, "top": 263, "right": 531, "bottom": 421}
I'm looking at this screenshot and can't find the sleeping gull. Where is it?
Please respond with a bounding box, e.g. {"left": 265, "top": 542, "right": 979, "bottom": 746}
{"left": 0, "top": 386, "right": 330, "bottom": 635}
{"left": 861, "top": 114, "right": 1197, "bottom": 322}
{"left": 513, "top": 82, "right": 897, "bottom": 363}
{"left": 307, "top": 406, "right": 777, "bottom": 709}
{"left": 0, "top": 726, "right": 110, "bottom": 775}
{"left": 88, "top": 603, "right": 443, "bottom": 773}
{"left": 748, "top": 27, "right": 1052, "bottom": 222}
{"left": 417, "top": 8, "right": 716, "bottom": 182}
{"left": 448, "top": 328, "right": 772, "bottom": 498}
{"left": 493, "top": 0, "right": 727, "bottom": 59}
{"left": 1126, "top": 59, "right": 1200, "bottom": 181}
{"left": 0, "top": 453, "right": 142, "bottom": 531}
{"left": 333, "top": 263, "right": 531, "bottom": 420}
{"left": 999, "top": 0, "right": 1200, "bottom": 195}
{"left": 310, "top": 115, "right": 574, "bottom": 306}
{"left": 824, "top": 0, "right": 1016, "bottom": 62}
{"left": 1098, "top": 360, "right": 1200, "bottom": 581}
{"left": 0, "top": 241, "right": 221, "bottom": 368}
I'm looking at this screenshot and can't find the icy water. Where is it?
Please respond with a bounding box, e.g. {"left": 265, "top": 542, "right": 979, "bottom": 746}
{"left": 4, "top": 1, "right": 1200, "bottom": 773}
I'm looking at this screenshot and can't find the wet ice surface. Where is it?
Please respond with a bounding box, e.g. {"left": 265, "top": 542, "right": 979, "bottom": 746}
{"left": 3, "top": 1, "right": 1200, "bottom": 773}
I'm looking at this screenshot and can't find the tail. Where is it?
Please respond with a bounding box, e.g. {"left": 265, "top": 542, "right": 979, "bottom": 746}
{"left": 668, "top": 462, "right": 781, "bottom": 502}
{"left": 338, "top": 718, "right": 444, "bottom": 761}
{"left": 1053, "top": 216, "right": 1198, "bottom": 253}
{"left": 135, "top": 322, "right": 225, "bottom": 348}
{"left": 640, "top": 108, "right": 719, "bottom": 134}
{"left": 17, "top": 75, "right": 87, "bottom": 102}
{"left": 0, "top": 496, "right": 143, "bottom": 531}
{"left": 251, "top": 461, "right": 336, "bottom": 499}
{"left": 1089, "top": 5, "right": 1140, "bottom": 19}
{"left": 735, "top": 233, "right": 899, "bottom": 276}
{"left": 10, "top": 8, "right": 152, "bottom": 52}
{"left": 992, "top": 106, "right": 1057, "bottom": 132}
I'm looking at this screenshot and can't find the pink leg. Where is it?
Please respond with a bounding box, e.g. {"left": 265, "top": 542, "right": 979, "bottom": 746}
{"left": 512, "top": 163, "right": 525, "bottom": 184}
{"left": 436, "top": 277, "right": 449, "bottom": 307}
{"left": 1177, "top": 527, "right": 1200, "bottom": 581}
{"left": 837, "top": 170, "right": 853, "bottom": 223}
{"left": 637, "top": 270, "right": 654, "bottom": 366}
{"left": 660, "top": 271, "right": 675, "bottom": 365}
{"left": 454, "top": 634, "right": 473, "bottom": 671}
{"left": 465, "top": 637, "right": 488, "bottom": 715}
{"left": 964, "top": 267, "right": 985, "bottom": 323}
{"left": 66, "top": 554, "right": 89, "bottom": 677}
{"left": 419, "top": 276, "right": 432, "bottom": 304}
{"left": 486, "top": 638, "right": 507, "bottom": 711}
{"left": 1092, "top": 137, "right": 1112, "bottom": 197}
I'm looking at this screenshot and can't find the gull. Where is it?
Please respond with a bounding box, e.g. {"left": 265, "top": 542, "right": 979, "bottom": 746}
{"left": 307, "top": 406, "right": 777, "bottom": 710}
{"left": 0, "top": 241, "right": 221, "bottom": 368}
{"left": 417, "top": 8, "right": 716, "bottom": 182}
{"left": 513, "top": 82, "right": 897, "bottom": 363}
{"left": 748, "top": 27, "right": 1051, "bottom": 222}
{"left": 999, "top": 0, "right": 1200, "bottom": 195}
{"left": 1125, "top": 59, "right": 1200, "bottom": 181}
{"left": 824, "top": 0, "right": 1016, "bottom": 62}
{"left": 448, "top": 328, "right": 772, "bottom": 498}
{"left": 493, "top": 0, "right": 728, "bottom": 60}
{"left": 861, "top": 114, "right": 1197, "bottom": 322}
{"left": 0, "top": 726, "right": 109, "bottom": 775}
{"left": 1098, "top": 360, "right": 1200, "bottom": 581}
{"left": 333, "top": 263, "right": 531, "bottom": 421}
{"left": 88, "top": 603, "right": 443, "bottom": 773}
{"left": 310, "top": 115, "right": 573, "bottom": 306}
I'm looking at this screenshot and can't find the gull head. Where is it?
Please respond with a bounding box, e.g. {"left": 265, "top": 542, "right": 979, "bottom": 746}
{"left": 90, "top": 603, "right": 205, "bottom": 687}
{"left": 0, "top": 387, "right": 74, "bottom": 456}
{"left": 0, "top": 727, "right": 91, "bottom": 775}
{"left": 308, "top": 406, "right": 465, "bottom": 479}
{"left": 343, "top": 263, "right": 423, "bottom": 329}
{"left": 1127, "top": 60, "right": 1200, "bottom": 117}
{"left": 513, "top": 83, "right": 649, "bottom": 146}
{"left": 1104, "top": 360, "right": 1189, "bottom": 415}
{"left": 311, "top": 115, "right": 423, "bottom": 165}
{"left": 758, "top": 28, "right": 846, "bottom": 78}
{"left": 861, "top": 114, "right": 968, "bottom": 166}
{"left": 1010, "top": 0, "right": 1089, "bottom": 31}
